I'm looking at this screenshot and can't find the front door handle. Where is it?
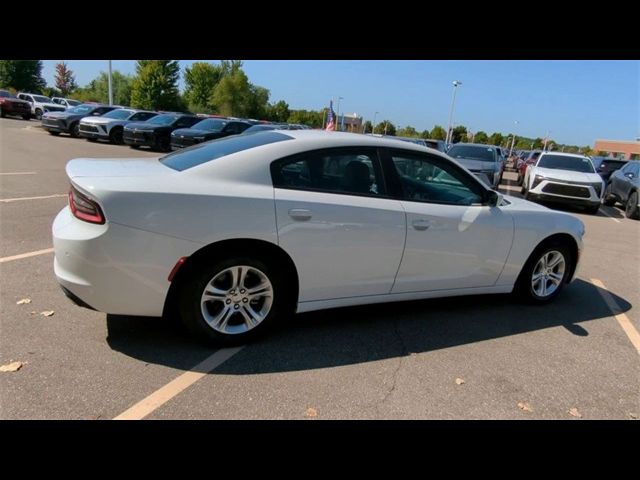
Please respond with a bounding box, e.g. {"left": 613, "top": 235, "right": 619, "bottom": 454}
{"left": 412, "top": 219, "right": 431, "bottom": 231}
{"left": 288, "top": 208, "right": 313, "bottom": 221}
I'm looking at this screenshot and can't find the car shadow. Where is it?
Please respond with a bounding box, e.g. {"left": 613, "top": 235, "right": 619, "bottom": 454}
{"left": 106, "top": 279, "right": 631, "bottom": 374}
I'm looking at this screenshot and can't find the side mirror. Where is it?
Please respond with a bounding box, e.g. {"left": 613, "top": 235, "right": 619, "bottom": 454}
{"left": 626, "top": 172, "right": 635, "bottom": 179}
{"left": 486, "top": 190, "right": 504, "bottom": 207}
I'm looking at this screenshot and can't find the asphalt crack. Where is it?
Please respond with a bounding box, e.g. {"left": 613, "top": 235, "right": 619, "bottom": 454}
{"left": 377, "top": 319, "right": 410, "bottom": 408}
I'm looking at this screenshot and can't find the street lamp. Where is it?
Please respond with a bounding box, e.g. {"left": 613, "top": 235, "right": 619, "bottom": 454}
{"left": 108, "top": 60, "right": 113, "bottom": 106}
{"left": 543, "top": 130, "right": 551, "bottom": 151}
{"left": 372, "top": 111, "right": 379, "bottom": 134}
{"left": 446, "top": 80, "right": 462, "bottom": 145}
{"left": 509, "top": 120, "right": 519, "bottom": 158}
{"left": 336, "top": 96, "right": 343, "bottom": 132}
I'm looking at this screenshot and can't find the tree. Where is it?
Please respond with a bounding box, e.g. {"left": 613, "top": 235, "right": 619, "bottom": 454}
{"left": 130, "top": 60, "right": 181, "bottom": 111}
{"left": 288, "top": 109, "right": 325, "bottom": 128}
{"left": 452, "top": 125, "right": 468, "bottom": 143}
{"left": 209, "top": 68, "right": 252, "bottom": 117}
{"left": 374, "top": 120, "right": 396, "bottom": 135}
{"left": 0, "top": 60, "right": 46, "bottom": 93}
{"left": 246, "top": 84, "right": 270, "bottom": 119}
{"left": 183, "top": 62, "right": 224, "bottom": 113}
{"left": 70, "top": 71, "right": 134, "bottom": 106}
{"left": 474, "top": 131, "right": 489, "bottom": 144}
{"left": 397, "top": 125, "right": 419, "bottom": 138}
{"left": 268, "top": 100, "right": 290, "bottom": 123}
{"left": 532, "top": 137, "right": 545, "bottom": 149}
{"left": 363, "top": 121, "right": 373, "bottom": 134}
{"left": 428, "top": 125, "right": 447, "bottom": 140}
{"left": 54, "top": 62, "right": 77, "bottom": 96}
{"left": 488, "top": 132, "right": 504, "bottom": 146}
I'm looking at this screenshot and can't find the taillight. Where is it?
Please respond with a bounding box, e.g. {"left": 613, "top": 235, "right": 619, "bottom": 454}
{"left": 68, "top": 185, "right": 105, "bottom": 224}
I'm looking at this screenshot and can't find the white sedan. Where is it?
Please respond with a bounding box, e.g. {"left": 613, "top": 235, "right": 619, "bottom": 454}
{"left": 53, "top": 131, "right": 585, "bottom": 344}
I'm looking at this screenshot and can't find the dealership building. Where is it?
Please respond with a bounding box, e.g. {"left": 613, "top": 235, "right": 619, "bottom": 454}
{"left": 593, "top": 139, "right": 640, "bottom": 160}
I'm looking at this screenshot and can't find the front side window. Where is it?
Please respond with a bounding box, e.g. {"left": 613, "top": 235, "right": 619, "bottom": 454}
{"left": 129, "top": 112, "right": 157, "bottom": 122}
{"left": 390, "top": 151, "right": 484, "bottom": 205}
{"left": 272, "top": 147, "right": 385, "bottom": 197}
{"left": 448, "top": 145, "right": 497, "bottom": 162}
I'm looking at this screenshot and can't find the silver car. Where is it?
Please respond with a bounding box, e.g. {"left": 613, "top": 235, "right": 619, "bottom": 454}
{"left": 79, "top": 108, "right": 158, "bottom": 144}
{"left": 447, "top": 143, "right": 504, "bottom": 188}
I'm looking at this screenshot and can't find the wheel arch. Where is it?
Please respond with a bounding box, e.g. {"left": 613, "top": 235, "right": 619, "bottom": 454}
{"left": 162, "top": 238, "right": 300, "bottom": 319}
{"left": 516, "top": 232, "right": 580, "bottom": 287}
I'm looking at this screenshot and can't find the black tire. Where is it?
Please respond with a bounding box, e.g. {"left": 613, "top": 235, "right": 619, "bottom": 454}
{"left": 129, "top": 144, "right": 140, "bottom": 149}
{"left": 178, "top": 256, "right": 290, "bottom": 346}
{"left": 35, "top": 108, "right": 43, "bottom": 120}
{"left": 602, "top": 183, "right": 616, "bottom": 206}
{"left": 585, "top": 204, "right": 600, "bottom": 215}
{"left": 22, "top": 114, "right": 31, "bottom": 120}
{"left": 48, "top": 131, "right": 60, "bottom": 136}
{"left": 0, "top": 107, "right": 5, "bottom": 118}
{"left": 87, "top": 138, "right": 97, "bottom": 142}
{"left": 514, "top": 241, "right": 573, "bottom": 305}
{"left": 625, "top": 191, "right": 639, "bottom": 220}
{"left": 109, "top": 127, "right": 124, "bottom": 145}
{"left": 69, "top": 122, "right": 80, "bottom": 138}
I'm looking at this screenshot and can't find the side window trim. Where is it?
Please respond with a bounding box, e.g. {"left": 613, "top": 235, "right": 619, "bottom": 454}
{"left": 270, "top": 146, "right": 390, "bottom": 199}
{"left": 379, "top": 147, "right": 489, "bottom": 206}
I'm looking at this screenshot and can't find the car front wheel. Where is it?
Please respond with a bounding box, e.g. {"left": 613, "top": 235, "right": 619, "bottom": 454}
{"left": 69, "top": 122, "right": 80, "bottom": 138}
{"left": 625, "top": 191, "right": 639, "bottom": 220}
{"left": 602, "top": 183, "right": 616, "bottom": 206}
{"left": 515, "top": 243, "right": 572, "bottom": 304}
{"left": 179, "top": 257, "right": 287, "bottom": 345}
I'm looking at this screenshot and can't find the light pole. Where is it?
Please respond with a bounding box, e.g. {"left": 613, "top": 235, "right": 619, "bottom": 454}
{"left": 336, "top": 96, "right": 343, "bottom": 132}
{"left": 543, "top": 130, "right": 551, "bottom": 151}
{"left": 372, "top": 111, "right": 379, "bottom": 134}
{"left": 108, "top": 60, "right": 113, "bottom": 106}
{"left": 446, "top": 80, "right": 462, "bottom": 145}
{"left": 509, "top": 120, "right": 519, "bottom": 158}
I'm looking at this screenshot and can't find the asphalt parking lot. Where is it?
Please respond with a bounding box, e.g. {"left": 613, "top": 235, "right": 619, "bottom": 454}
{"left": 1, "top": 116, "right": 638, "bottom": 420}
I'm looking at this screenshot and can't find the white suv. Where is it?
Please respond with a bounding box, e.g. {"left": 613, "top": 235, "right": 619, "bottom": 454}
{"left": 522, "top": 152, "right": 604, "bottom": 214}
{"left": 17, "top": 93, "right": 66, "bottom": 119}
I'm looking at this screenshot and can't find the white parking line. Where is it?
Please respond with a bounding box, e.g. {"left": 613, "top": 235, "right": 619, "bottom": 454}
{"left": 591, "top": 278, "right": 640, "bottom": 355}
{"left": 113, "top": 346, "right": 244, "bottom": 420}
{"left": 0, "top": 248, "right": 54, "bottom": 263}
{"left": 0, "top": 172, "right": 37, "bottom": 176}
{"left": 599, "top": 207, "right": 621, "bottom": 223}
{"left": 0, "top": 194, "right": 66, "bottom": 203}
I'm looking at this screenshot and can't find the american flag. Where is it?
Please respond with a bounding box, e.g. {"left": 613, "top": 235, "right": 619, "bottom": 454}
{"left": 325, "top": 100, "right": 335, "bottom": 131}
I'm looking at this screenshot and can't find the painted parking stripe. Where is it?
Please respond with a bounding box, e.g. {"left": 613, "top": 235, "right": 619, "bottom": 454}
{"left": 0, "top": 248, "right": 55, "bottom": 263}
{"left": 590, "top": 278, "right": 640, "bottom": 355}
{"left": 0, "top": 172, "right": 37, "bottom": 176}
{"left": 113, "top": 346, "right": 244, "bottom": 420}
{"left": 599, "top": 207, "right": 621, "bottom": 223}
{"left": 0, "top": 194, "right": 66, "bottom": 203}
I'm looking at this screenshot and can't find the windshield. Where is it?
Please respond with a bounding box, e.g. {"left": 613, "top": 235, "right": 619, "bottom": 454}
{"left": 67, "top": 105, "right": 94, "bottom": 114}
{"left": 537, "top": 154, "right": 595, "bottom": 173}
{"left": 161, "top": 131, "right": 293, "bottom": 171}
{"left": 447, "top": 145, "right": 496, "bottom": 162}
{"left": 147, "top": 114, "right": 178, "bottom": 125}
{"left": 67, "top": 99, "right": 81, "bottom": 106}
{"left": 192, "top": 118, "right": 227, "bottom": 131}
{"left": 33, "top": 95, "right": 53, "bottom": 103}
{"left": 102, "top": 109, "right": 135, "bottom": 120}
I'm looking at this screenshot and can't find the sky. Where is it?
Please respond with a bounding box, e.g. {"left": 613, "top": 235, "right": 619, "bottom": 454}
{"left": 41, "top": 60, "right": 639, "bottom": 146}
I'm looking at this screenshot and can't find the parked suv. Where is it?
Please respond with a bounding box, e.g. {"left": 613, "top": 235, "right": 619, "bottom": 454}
{"left": 123, "top": 113, "right": 200, "bottom": 151}
{"left": 522, "top": 152, "right": 603, "bottom": 214}
{"left": 79, "top": 108, "right": 158, "bottom": 144}
{"left": 170, "top": 118, "right": 251, "bottom": 149}
{"left": 0, "top": 89, "right": 32, "bottom": 120}
{"left": 446, "top": 143, "right": 504, "bottom": 188}
{"left": 51, "top": 97, "right": 82, "bottom": 109}
{"left": 42, "top": 104, "right": 119, "bottom": 137}
{"left": 591, "top": 156, "right": 628, "bottom": 182}
{"left": 17, "top": 93, "right": 65, "bottom": 119}
{"left": 603, "top": 160, "right": 639, "bottom": 219}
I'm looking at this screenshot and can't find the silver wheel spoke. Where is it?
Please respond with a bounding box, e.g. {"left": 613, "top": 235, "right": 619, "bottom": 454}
{"left": 531, "top": 250, "right": 565, "bottom": 298}
{"left": 547, "top": 253, "right": 562, "bottom": 269}
{"left": 239, "top": 304, "right": 261, "bottom": 328}
{"left": 548, "top": 272, "right": 563, "bottom": 284}
{"left": 247, "top": 282, "right": 272, "bottom": 297}
{"left": 203, "top": 285, "right": 227, "bottom": 301}
{"left": 214, "top": 306, "right": 234, "bottom": 331}
{"left": 532, "top": 272, "right": 544, "bottom": 282}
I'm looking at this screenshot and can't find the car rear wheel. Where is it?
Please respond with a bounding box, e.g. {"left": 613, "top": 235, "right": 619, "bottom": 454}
{"left": 515, "top": 243, "right": 572, "bottom": 304}
{"left": 109, "top": 127, "right": 124, "bottom": 145}
{"left": 48, "top": 131, "right": 60, "bottom": 136}
{"left": 35, "top": 109, "right": 43, "bottom": 120}
{"left": 602, "top": 183, "right": 616, "bottom": 206}
{"left": 0, "top": 106, "right": 5, "bottom": 118}
{"left": 22, "top": 114, "right": 31, "bottom": 120}
{"left": 179, "top": 257, "right": 287, "bottom": 345}
{"left": 625, "top": 191, "right": 639, "bottom": 220}
{"left": 69, "top": 122, "right": 80, "bottom": 138}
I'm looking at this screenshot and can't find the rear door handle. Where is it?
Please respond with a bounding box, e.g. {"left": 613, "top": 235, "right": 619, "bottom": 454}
{"left": 412, "top": 219, "right": 431, "bottom": 231}
{"left": 288, "top": 208, "right": 313, "bottom": 221}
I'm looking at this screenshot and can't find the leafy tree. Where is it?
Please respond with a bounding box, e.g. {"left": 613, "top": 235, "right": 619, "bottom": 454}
{"left": 363, "top": 120, "right": 373, "bottom": 133}
{"left": 428, "top": 125, "right": 447, "bottom": 140}
{"left": 130, "top": 60, "right": 181, "bottom": 111}
{"left": 0, "top": 60, "right": 46, "bottom": 92}
{"left": 288, "top": 109, "right": 325, "bottom": 128}
{"left": 267, "top": 100, "right": 290, "bottom": 123}
{"left": 488, "top": 132, "right": 504, "bottom": 146}
{"left": 209, "top": 68, "right": 252, "bottom": 117}
{"left": 474, "top": 131, "right": 489, "bottom": 144}
{"left": 183, "top": 62, "right": 224, "bottom": 113}
{"left": 374, "top": 120, "right": 396, "bottom": 135}
{"left": 532, "top": 137, "right": 545, "bottom": 149}
{"left": 246, "top": 85, "right": 270, "bottom": 119}
{"left": 54, "top": 62, "right": 77, "bottom": 96}
{"left": 452, "top": 125, "right": 467, "bottom": 143}
{"left": 70, "top": 71, "right": 133, "bottom": 106}
{"left": 397, "top": 125, "right": 419, "bottom": 138}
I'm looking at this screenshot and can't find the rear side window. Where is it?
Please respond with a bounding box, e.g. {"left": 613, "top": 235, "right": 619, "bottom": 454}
{"left": 160, "top": 131, "right": 293, "bottom": 171}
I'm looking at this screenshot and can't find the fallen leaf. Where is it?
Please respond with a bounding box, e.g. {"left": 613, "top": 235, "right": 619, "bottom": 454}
{"left": 29, "top": 311, "right": 37, "bottom": 315}
{"left": 568, "top": 407, "right": 583, "bottom": 418}
{"left": 305, "top": 407, "right": 318, "bottom": 418}
{"left": 40, "top": 310, "right": 54, "bottom": 317}
{"left": 455, "top": 378, "right": 465, "bottom": 385}
{"left": 16, "top": 298, "right": 32, "bottom": 305}
{"left": 517, "top": 401, "right": 533, "bottom": 413}
{"left": 629, "top": 413, "right": 638, "bottom": 420}
{"left": 0, "top": 361, "right": 24, "bottom": 372}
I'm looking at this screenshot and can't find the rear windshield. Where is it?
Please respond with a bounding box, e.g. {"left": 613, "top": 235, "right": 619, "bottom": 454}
{"left": 537, "top": 154, "right": 595, "bottom": 173}
{"left": 448, "top": 145, "right": 496, "bottom": 162}
{"left": 160, "top": 131, "right": 293, "bottom": 171}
